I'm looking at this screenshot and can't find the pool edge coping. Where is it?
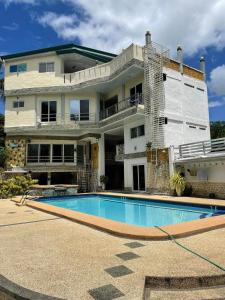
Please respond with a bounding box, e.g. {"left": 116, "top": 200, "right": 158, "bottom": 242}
{"left": 19, "top": 194, "right": 225, "bottom": 240}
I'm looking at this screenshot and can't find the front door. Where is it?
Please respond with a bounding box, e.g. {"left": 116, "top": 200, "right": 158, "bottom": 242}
{"left": 133, "top": 165, "right": 145, "bottom": 191}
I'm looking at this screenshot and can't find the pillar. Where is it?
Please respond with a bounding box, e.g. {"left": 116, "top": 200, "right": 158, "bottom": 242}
{"left": 98, "top": 133, "right": 105, "bottom": 186}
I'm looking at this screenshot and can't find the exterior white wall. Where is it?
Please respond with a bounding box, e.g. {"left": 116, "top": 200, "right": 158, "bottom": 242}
{"left": 184, "top": 162, "right": 225, "bottom": 183}
{"left": 124, "top": 119, "right": 146, "bottom": 155}
{"left": 164, "top": 67, "right": 210, "bottom": 147}
{"left": 124, "top": 157, "right": 147, "bottom": 189}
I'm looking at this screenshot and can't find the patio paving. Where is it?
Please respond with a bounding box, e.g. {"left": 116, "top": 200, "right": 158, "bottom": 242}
{"left": 0, "top": 199, "right": 225, "bottom": 299}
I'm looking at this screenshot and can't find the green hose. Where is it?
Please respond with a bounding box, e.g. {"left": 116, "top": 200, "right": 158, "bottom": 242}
{"left": 155, "top": 226, "right": 225, "bottom": 272}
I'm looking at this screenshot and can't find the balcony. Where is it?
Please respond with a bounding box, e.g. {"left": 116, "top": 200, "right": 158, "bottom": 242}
{"left": 175, "top": 137, "right": 225, "bottom": 161}
{"left": 36, "top": 112, "right": 96, "bottom": 128}
{"left": 100, "top": 94, "right": 143, "bottom": 120}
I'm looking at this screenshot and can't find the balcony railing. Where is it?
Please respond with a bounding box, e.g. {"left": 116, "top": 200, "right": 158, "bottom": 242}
{"left": 176, "top": 137, "right": 225, "bottom": 160}
{"left": 100, "top": 94, "right": 143, "bottom": 120}
{"left": 36, "top": 113, "right": 96, "bottom": 126}
{"left": 61, "top": 44, "right": 144, "bottom": 86}
{"left": 27, "top": 155, "right": 76, "bottom": 164}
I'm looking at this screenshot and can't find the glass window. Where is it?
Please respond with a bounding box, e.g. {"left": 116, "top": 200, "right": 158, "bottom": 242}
{"left": 80, "top": 100, "right": 89, "bottom": 121}
{"left": 70, "top": 100, "right": 80, "bottom": 121}
{"left": 70, "top": 100, "right": 89, "bottom": 121}
{"left": 131, "top": 127, "right": 137, "bottom": 139}
{"left": 10, "top": 65, "right": 17, "bottom": 73}
{"left": 39, "top": 62, "right": 54, "bottom": 73}
{"left": 64, "top": 145, "right": 74, "bottom": 162}
{"left": 138, "top": 125, "right": 145, "bottom": 136}
{"left": 47, "top": 62, "right": 54, "bottom": 72}
{"left": 39, "top": 63, "right": 46, "bottom": 73}
{"left": 39, "top": 144, "right": 50, "bottom": 163}
{"left": 77, "top": 145, "right": 84, "bottom": 165}
{"left": 27, "top": 144, "right": 39, "bottom": 163}
{"left": 41, "top": 101, "right": 57, "bottom": 122}
{"left": 52, "top": 144, "right": 63, "bottom": 162}
{"left": 13, "top": 101, "right": 24, "bottom": 108}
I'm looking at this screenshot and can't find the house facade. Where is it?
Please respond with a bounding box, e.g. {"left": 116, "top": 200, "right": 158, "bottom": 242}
{"left": 1, "top": 32, "right": 210, "bottom": 192}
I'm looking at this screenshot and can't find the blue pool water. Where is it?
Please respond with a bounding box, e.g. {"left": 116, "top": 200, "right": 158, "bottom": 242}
{"left": 37, "top": 195, "right": 225, "bottom": 227}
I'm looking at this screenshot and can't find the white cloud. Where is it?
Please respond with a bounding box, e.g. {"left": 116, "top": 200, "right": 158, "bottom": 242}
{"left": 209, "top": 97, "right": 225, "bottom": 108}
{"left": 0, "top": 0, "right": 37, "bottom": 5}
{"left": 37, "top": 0, "right": 225, "bottom": 55}
{"left": 208, "top": 65, "right": 225, "bottom": 96}
{"left": 2, "top": 22, "right": 19, "bottom": 31}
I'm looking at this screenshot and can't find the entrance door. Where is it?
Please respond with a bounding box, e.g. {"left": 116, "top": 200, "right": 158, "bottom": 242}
{"left": 133, "top": 165, "right": 145, "bottom": 191}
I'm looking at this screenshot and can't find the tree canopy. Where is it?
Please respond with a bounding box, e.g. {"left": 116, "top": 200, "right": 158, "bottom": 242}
{"left": 210, "top": 121, "right": 225, "bottom": 139}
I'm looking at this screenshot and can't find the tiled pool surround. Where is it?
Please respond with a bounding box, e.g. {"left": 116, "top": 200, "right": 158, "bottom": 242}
{"left": 24, "top": 193, "right": 225, "bottom": 240}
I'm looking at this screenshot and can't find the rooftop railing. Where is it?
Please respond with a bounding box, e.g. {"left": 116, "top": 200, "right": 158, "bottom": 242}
{"left": 176, "top": 137, "right": 225, "bottom": 160}
{"left": 99, "top": 94, "right": 143, "bottom": 120}
{"left": 62, "top": 44, "right": 143, "bottom": 85}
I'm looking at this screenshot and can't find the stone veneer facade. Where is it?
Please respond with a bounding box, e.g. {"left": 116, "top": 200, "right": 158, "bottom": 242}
{"left": 146, "top": 148, "right": 170, "bottom": 194}
{"left": 5, "top": 137, "right": 26, "bottom": 168}
{"left": 189, "top": 181, "right": 225, "bottom": 200}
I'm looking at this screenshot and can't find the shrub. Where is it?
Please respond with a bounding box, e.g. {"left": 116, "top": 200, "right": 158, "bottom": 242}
{"left": 170, "top": 172, "right": 186, "bottom": 196}
{"left": 183, "top": 183, "right": 193, "bottom": 196}
{"left": 0, "top": 175, "right": 38, "bottom": 199}
{"left": 0, "top": 147, "right": 8, "bottom": 168}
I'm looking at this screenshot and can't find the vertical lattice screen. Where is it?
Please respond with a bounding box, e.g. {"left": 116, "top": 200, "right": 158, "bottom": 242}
{"left": 144, "top": 41, "right": 169, "bottom": 149}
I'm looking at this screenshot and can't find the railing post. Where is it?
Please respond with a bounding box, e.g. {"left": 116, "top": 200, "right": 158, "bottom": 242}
{"left": 179, "top": 145, "right": 182, "bottom": 159}
{"left": 202, "top": 141, "right": 206, "bottom": 155}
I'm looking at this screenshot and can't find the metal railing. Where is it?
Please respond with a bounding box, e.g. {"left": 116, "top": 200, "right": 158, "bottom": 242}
{"left": 116, "top": 144, "right": 124, "bottom": 156}
{"left": 27, "top": 155, "right": 76, "bottom": 164}
{"left": 99, "top": 94, "right": 143, "bottom": 120}
{"left": 36, "top": 112, "right": 96, "bottom": 126}
{"left": 177, "top": 137, "right": 225, "bottom": 159}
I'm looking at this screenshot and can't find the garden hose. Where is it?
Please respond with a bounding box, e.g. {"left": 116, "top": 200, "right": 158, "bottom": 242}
{"left": 155, "top": 226, "right": 225, "bottom": 272}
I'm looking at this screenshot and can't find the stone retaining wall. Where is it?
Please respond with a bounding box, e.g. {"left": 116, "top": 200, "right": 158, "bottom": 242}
{"left": 189, "top": 181, "right": 225, "bottom": 200}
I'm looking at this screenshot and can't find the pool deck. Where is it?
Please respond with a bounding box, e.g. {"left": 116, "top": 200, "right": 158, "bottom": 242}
{"left": 15, "top": 192, "right": 225, "bottom": 240}
{"left": 0, "top": 198, "right": 225, "bottom": 299}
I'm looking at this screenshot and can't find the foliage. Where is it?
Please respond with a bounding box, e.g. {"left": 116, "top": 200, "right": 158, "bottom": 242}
{"left": 0, "top": 114, "right": 4, "bottom": 147}
{"left": 100, "top": 175, "right": 109, "bottom": 185}
{"left": 210, "top": 121, "right": 225, "bottom": 139}
{"left": 170, "top": 172, "right": 186, "bottom": 196}
{"left": 0, "top": 175, "right": 38, "bottom": 199}
{"left": 0, "top": 147, "right": 8, "bottom": 167}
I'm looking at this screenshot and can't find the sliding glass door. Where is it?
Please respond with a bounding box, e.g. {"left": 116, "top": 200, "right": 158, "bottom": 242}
{"left": 133, "top": 165, "right": 145, "bottom": 191}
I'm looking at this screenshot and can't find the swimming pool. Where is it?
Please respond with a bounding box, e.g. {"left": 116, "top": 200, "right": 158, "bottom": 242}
{"left": 36, "top": 194, "right": 225, "bottom": 227}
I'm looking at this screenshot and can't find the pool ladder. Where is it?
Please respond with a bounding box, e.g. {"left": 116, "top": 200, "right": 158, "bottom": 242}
{"left": 17, "top": 190, "right": 37, "bottom": 206}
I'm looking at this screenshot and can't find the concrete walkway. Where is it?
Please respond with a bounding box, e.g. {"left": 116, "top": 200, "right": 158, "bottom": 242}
{"left": 0, "top": 199, "right": 225, "bottom": 299}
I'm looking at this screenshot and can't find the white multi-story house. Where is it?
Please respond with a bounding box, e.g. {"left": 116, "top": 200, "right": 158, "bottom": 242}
{"left": 1, "top": 32, "right": 210, "bottom": 192}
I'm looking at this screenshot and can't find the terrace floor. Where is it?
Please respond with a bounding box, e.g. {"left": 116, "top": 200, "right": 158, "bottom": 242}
{"left": 0, "top": 198, "right": 225, "bottom": 299}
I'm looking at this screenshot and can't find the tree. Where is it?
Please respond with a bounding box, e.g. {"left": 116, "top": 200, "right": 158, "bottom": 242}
{"left": 210, "top": 121, "right": 225, "bottom": 139}
{"left": 0, "top": 114, "right": 4, "bottom": 147}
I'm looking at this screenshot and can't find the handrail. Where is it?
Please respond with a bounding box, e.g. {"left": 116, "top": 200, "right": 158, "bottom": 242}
{"left": 36, "top": 112, "right": 96, "bottom": 125}
{"left": 177, "top": 137, "right": 225, "bottom": 159}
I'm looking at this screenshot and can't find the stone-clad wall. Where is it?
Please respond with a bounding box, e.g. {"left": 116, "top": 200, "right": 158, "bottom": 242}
{"left": 5, "top": 137, "right": 26, "bottom": 168}
{"left": 146, "top": 148, "right": 170, "bottom": 194}
{"left": 189, "top": 181, "right": 225, "bottom": 200}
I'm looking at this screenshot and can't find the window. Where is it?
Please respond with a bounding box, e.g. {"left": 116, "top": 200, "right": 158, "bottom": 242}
{"left": 39, "top": 62, "right": 55, "bottom": 73}
{"left": 41, "top": 101, "right": 57, "bottom": 122}
{"left": 184, "top": 83, "right": 194, "bottom": 88}
{"left": 39, "top": 144, "right": 50, "bottom": 163}
{"left": 52, "top": 144, "right": 63, "bottom": 162}
{"left": 64, "top": 145, "right": 75, "bottom": 162}
{"left": 163, "top": 73, "right": 167, "bottom": 81}
{"left": 13, "top": 100, "right": 24, "bottom": 108}
{"left": 70, "top": 100, "right": 89, "bottom": 121}
{"left": 10, "top": 63, "right": 27, "bottom": 73}
{"left": 159, "top": 117, "right": 168, "bottom": 125}
{"left": 27, "top": 144, "right": 39, "bottom": 163}
{"left": 197, "top": 87, "right": 205, "bottom": 92}
{"left": 189, "top": 125, "right": 197, "bottom": 129}
{"left": 199, "top": 127, "right": 206, "bottom": 130}
{"left": 130, "top": 125, "right": 145, "bottom": 139}
{"left": 130, "top": 83, "right": 143, "bottom": 103}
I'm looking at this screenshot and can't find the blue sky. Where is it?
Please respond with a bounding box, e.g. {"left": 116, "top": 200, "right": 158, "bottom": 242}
{"left": 0, "top": 0, "right": 225, "bottom": 121}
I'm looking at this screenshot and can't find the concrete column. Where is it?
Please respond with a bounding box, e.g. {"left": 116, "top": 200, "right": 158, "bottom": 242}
{"left": 96, "top": 92, "right": 101, "bottom": 122}
{"left": 145, "top": 31, "right": 151, "bottom": 46}
{"left": 200, "top": 56, "right": 206, "bottom": 81}
{"left": 98, "top": 133, "right": 105, "bottom": 185}
{"left": 177, "top": 45, "right": 183, "bottom": 74}
{"left": 168, "top": 146, "right": 175, "bottom": 177}
{"left": 47, "top": 172, "right": 51, "bottom": 185}
{"left": 61, "top": 93, "right": 65, "bottom": 124}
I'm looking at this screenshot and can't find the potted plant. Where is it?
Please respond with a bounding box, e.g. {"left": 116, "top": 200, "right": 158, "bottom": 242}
{"left": 100, "top": 175, "right": 109, "bottom": 191}
{"left": 170, "top": 172, "right": 186, "bottom": 196}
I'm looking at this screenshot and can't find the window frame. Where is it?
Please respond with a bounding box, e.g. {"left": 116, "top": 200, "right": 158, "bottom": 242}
{"left": 10, "top": 63, "right": 27, "bottom": 73}
{"left": 70, "top": 99, "right": 90, "bottom": 121}
{"left": 130, "top": 124, "right": 145, "bottom": 139}
{"left": 41, "top": 100, "right": 57, "bottom": 122}
{"left": 39, "top": 62, "right": 55, "bottom": 73}
{"left": 13, "top": 100, "right": 24, "bottom": 109}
